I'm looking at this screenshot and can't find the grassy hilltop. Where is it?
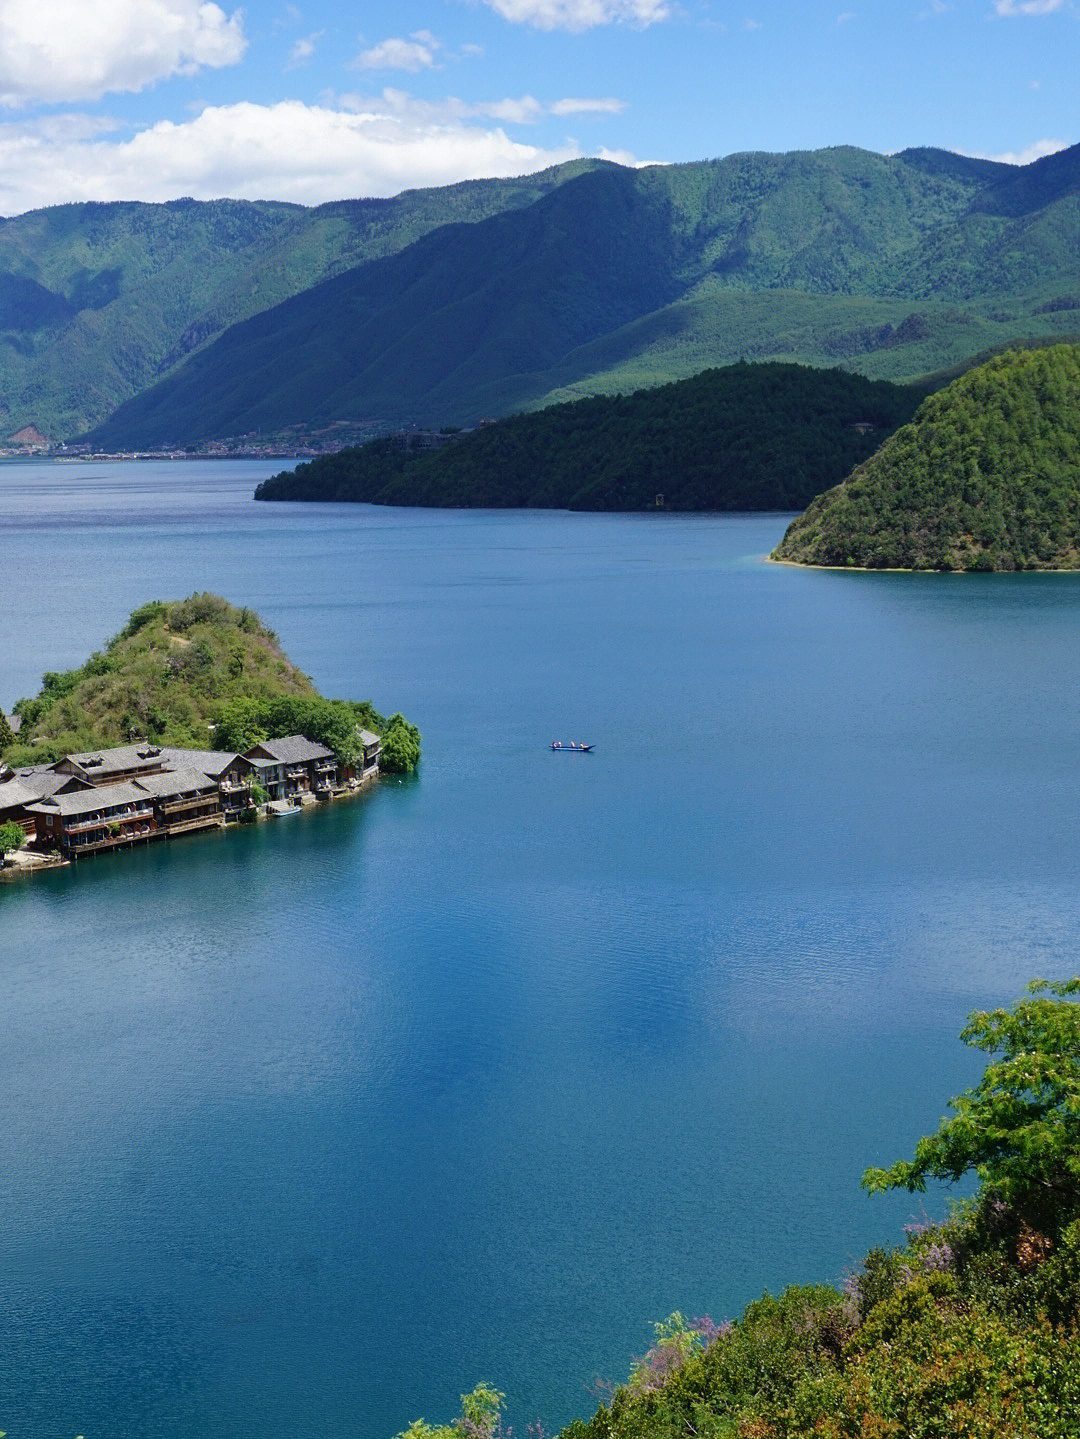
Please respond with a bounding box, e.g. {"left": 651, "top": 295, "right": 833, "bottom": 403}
{"left": 254, "top": 363, "right": 929, "bottom": 513}
{"left": 2, "top": 593, "right": 419, "bottom": 772}
{"left": 773, "top": 344, "right": 1080, "bottom": 570}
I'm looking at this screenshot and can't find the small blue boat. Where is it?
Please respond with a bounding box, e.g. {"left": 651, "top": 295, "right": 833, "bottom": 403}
{"left": 550, "top": 742, "right": 594, "bottom": 752}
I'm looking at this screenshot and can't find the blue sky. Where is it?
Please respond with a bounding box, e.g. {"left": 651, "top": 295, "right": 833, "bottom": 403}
{"left": 0, "top": 0, "right": 1075, "bottom": 215}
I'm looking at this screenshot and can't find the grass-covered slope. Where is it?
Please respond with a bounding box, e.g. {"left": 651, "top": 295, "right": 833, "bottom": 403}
{"left": 87, "top": 144, "right": 1080, "bottom": 448}
{"left": 0, "top": 593, "right": 410, "bottom": 768}
{"left": 773, "top": 344, "right": 1080, "bottom": 570}
{"left": 254, "top": 363, "right": 928, "bottom": 512}
{"left": 0, "top": 163, "right": 603, "bottom": 441}
{"left": 402, "top": 981, "right": 1080, "bottom": 1439}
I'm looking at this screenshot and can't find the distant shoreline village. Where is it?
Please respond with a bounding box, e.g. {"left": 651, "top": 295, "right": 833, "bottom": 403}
{"left": 0, "top": 728, "right": 381, "bottom": 877}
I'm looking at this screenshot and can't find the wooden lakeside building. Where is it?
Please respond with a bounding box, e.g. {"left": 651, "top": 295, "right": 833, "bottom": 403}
{"left": 0, "top": 729, "right": 381, "bottom": 861}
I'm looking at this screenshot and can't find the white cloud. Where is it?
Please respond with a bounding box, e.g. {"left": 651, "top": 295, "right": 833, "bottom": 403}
{"left": 0, "top": 0, "right": 246, "bottom": 106}
{"left": 339, "top": 88, "right": 624, "bottom": 127}
{"left": 549, "top": 96, "right": 625, "bottom": 115}
{"left": 994, "top": 0, "right": 1063, "bottom": 12}
{"left": 354, "top": 34, "right": 441, "bottom": 71}
{"left": 0, "top": 99, "right": 620, "bottom": 214}
{"left": 477, "top": 95, "right": 545, "bottom": 122}
{"left": 743, "top": 16, "right": 761, "bottom": 28}
{"left": 976, "top": 137, "right": 1071, "bottom": 164}
{"left": 288, "top": 31, "right": 323, "bottom": 67}
{"left": 479, "top": 0, "right": 669, "bottom": 32}
{"left": 597, "top": 146, "right": 659, "bottom": 166}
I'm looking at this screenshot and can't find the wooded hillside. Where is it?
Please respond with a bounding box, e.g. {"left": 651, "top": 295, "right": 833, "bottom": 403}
{"left": 254, "top": 363, "right": 929, "bottom": 512}
{"left": 773, "top": 344, "right": 1080, "bottom": 570}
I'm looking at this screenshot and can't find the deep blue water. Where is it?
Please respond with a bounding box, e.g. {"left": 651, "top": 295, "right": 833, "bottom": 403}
{"left": 3, "top": 461, "right": 1080, "bottom": 1438}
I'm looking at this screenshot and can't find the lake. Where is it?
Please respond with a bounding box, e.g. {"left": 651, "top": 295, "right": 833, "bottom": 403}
{"left": 3, "top": 460, "right": 1080, "bottom": 1439}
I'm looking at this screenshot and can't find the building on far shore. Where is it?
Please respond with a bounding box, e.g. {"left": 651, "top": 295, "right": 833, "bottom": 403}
{"left": 1, "top": 729, "right": 380, "bottom": 860}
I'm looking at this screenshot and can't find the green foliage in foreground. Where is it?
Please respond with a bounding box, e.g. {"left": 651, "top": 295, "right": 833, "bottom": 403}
{"left": 0, "top": 818, "right": 26, "bottom": 860}
{"left": 409, "top": 982, "right": 1080, "bottom": 1439}
{"left": 394, "top": 1383, "right": 506, "bottom": 1439}
{"left": 863, "top": 978, "right": 1080, "bottom": 1223}
{"left": 254, "top": 364, "right": 926, "bottom": 512}
{"left": 2, "top": 593, "right": 418, "bottom": 771}
{"left": 774, "top": 343, "right": 1080, "bottom": 570}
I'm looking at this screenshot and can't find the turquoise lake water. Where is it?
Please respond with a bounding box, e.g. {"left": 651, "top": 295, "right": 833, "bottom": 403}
{"left": 3, "top": 461, "right": 1080, "bottom": 1438}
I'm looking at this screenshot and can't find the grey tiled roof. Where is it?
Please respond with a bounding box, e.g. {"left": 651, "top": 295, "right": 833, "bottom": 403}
{"left": 247, "top": 735, "right": 335, "bottom": 764}
{"left": 63, "top": 742, "right": 171, "bottom": 776}
{"left": 9, "top": 763, "right": 65, "bottom": 783}
{"left": 133, "top": 767, "right": 219, "bottom": 799}
{"left": 359, "top": 730, "right": 381, "bottom": 747}
{"left": 0, "top": 782, "right": 48, "bottom": 813}
{"left": 28, "top": 782, "right": 151, "bottom": 818}
{"left": 1, "top": 768, "right": 88, "bottom": 803}
{"left": 157, "top": 747, "right": 239, "bottom": 778}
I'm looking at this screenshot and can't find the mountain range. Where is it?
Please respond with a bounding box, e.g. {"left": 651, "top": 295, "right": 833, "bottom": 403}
{"left": 2, "top": 143, "right": 1079, "bottom": 447}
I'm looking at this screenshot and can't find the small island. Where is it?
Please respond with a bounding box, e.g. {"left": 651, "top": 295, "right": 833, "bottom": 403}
{"left": 253, "top": 363, "right": 928, "bottom": 513}
{"left": 0, "top": 593, "right": 420, "bottom": 875}
{"left": 773, "top": 344, "right": 1080, "bottom": 571}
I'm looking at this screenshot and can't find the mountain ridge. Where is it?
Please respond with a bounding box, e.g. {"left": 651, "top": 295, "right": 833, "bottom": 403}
{"left": 4, "top": 143, "right": 1080, "bottom": 447}
{"left": 85, "top": 143, "right": 1080, "bottom": 448}
{"left": 0, "top": 160, "right": 608, "bottom": 440}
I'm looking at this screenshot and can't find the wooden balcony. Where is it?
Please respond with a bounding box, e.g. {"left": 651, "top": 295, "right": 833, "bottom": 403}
{"left": 156, "top": 795, "right": 220, "bottom": 816}
{"left": 65, "top": 807, "right": 153, "bottom": 834}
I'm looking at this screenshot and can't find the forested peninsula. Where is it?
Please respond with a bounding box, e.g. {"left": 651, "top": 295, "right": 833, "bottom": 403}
{"left": 401, "top": 981, "right": 1080, "bottom": 1439}
{"left": 254, "top": 364, "right": 928, "bottom": 512}
{"left": 1, "top": 593, "right": 420, "bottom": 774}
{"left": 774, "top": 344, "right": 1080, "bottom": 570}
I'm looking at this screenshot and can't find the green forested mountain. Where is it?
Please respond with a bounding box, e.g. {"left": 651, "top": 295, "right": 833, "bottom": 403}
{"left": 254, "top": 363, "right": 928, "bottom": 511}
{"left": 85, "top": 143, "right": 1080, "bottom": 449}
{"left": 0, "top": 161, "right": 604, "bottom": 440}
{"left": 4, "top": 143, "right": 1079, "bottom": 448}
{"left": 773, "top": 344, "right": 1080, "bottom": 570}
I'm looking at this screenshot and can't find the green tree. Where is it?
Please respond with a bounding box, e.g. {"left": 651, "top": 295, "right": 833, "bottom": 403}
{"left": 458, "top": 1383, "right": 504, "bottom": 1439}
{"left": 0, "top": 819, "right": 26, "bottom": 862}
{"left": 380, "top": 714, "right": 422, "bottom": 773}
{"left": 0, "top": 710, "right": 14, "bottom": 753}
{"left": 391, "top": 1384, "right": 504, "bottom": 1439}
{"left": 863, "top": 978, "right": 1080, "bottom": 1226}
